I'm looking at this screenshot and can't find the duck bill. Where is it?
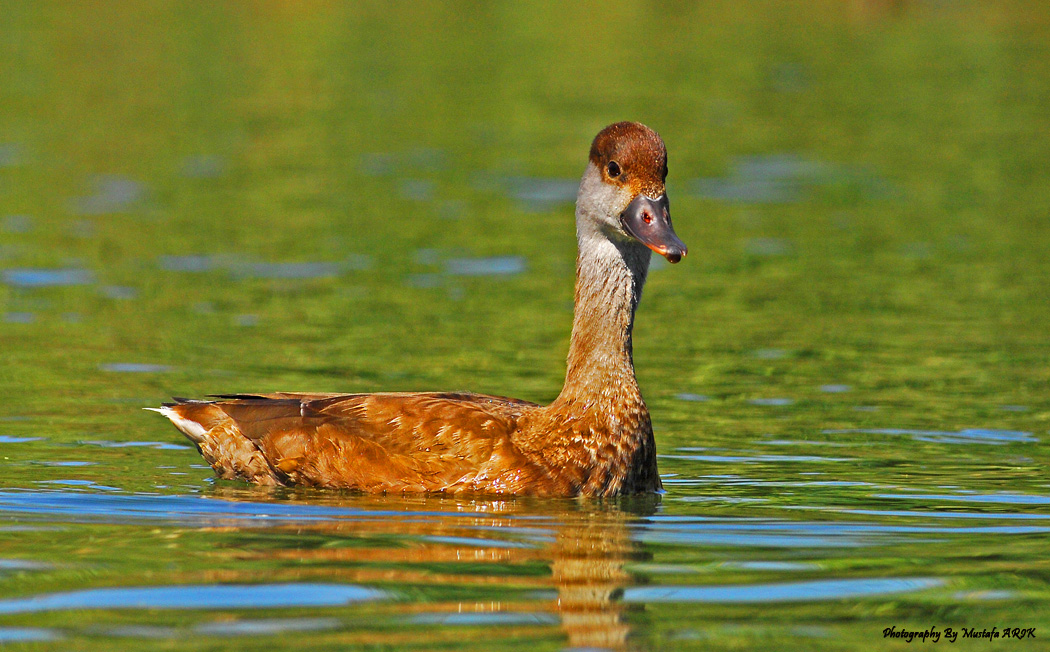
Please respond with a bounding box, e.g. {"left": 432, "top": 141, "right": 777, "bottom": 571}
{"left": 620, "top": 194, "right": 688, "bottom": 263}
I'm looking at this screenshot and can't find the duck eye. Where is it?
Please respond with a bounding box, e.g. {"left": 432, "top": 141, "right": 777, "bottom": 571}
{"left": 606, "top": 161, "right": 621, "bottom": 178}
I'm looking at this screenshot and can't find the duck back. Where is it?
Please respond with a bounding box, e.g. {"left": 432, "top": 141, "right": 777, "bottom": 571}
{"left": 160, "top": 392, "right": 559, "bottom": 494}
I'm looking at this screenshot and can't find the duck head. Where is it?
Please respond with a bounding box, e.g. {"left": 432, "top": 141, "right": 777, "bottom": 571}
{"left": 576, "top": 122, "right": 687, "bottom": 263}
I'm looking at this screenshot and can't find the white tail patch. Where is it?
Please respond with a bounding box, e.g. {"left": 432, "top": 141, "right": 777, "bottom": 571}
{"left": 144, "top": 406, "right": 208, "bottom": 443}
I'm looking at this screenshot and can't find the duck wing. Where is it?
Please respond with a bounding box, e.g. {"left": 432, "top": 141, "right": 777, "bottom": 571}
{"left": 156, "top": 391, "right": 547, "bottom": 493}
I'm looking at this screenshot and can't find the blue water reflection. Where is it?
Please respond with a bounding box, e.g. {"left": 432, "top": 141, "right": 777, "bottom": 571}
{"left": 623, "top": 578, "right": 943, "bottom": 603}
{"left": 99, "top": 363, "right": 172, "bottom": 373}
{"left": 158, "top": 255, "right": 372, "bottom": 278}
{"left": 2, "top": 269, "right": 94, "bottom": 288}
{"left": 0, "top": 627, "right": 58, "bottom": 642}
{"left": 194, "top": 618, "right": 341, "bottom": 636}
{"left": 0, "top": 584, "right": 384, "bottom": 614}
{"left": 445, "top": 256, "right": 526, "bottom": 277}
{"left": 411, "top": 612, "right": 558, "bottom": 626}
{"left": 69, "top": 175, "right": 146, "bottom": 215}
{"left": 1, "top": 215, "right": 32, "bottom": 233}
{"left": 823, "top": 428, "right": 1036, "bottom": 444}
{"left": 0, "top": 143, "right": 23, "bottom": 168}
{"left": 691, "top": 154, "right": 893, "bottom": 204}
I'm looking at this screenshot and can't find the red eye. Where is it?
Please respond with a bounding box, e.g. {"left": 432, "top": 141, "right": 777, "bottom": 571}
{"left": 643, "top": 213, "right": 652, "bottom": 224}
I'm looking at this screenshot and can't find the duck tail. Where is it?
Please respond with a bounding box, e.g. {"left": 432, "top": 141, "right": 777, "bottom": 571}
{"left": 144, "top": 399, "right": 227, "bottom": 444}
{"left": 146, "top": 398, "right": 282, "bottom": 486}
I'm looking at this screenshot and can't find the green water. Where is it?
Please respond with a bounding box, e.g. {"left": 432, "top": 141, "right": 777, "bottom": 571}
{"left": 1, "top": 2, "right": 1049, "bottom": 650}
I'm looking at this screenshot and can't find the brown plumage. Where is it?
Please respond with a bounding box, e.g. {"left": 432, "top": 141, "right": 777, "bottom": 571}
{"left": 151, "top": 121, "right": 687, "bottom": 497}
{"left": 589, "top": 120, "right": 668, "bottom": 199}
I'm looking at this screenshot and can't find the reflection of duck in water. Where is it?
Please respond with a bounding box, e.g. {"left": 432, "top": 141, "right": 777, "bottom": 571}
{"left": 209, "top": 489, "right": 653, "bottom": 650}
{"left": 151, "top": 122, "right": 686, "bottom": 497}
{"left": 551, "top": 507, "right": 640, "bottom": 649}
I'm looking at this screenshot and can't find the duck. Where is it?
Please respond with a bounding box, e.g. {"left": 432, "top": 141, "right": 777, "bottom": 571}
{"left": 150, "top": 121, "right": 687, "bottom": 497}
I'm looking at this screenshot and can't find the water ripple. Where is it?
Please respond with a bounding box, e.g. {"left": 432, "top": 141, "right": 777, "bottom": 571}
{"left": 0, "top": 435, "right": 43, "bottom": 444}
{"left": 194, "top": 617, "right": 342, "bottom": 636}
{"left": 0, "top": 490, "right": 368, "bottom": 526}
{"left": 410, "top": 612, "right": 558, "bottom": 626}
{"left": 2, "top": 268, "right": 94, "bottom": 288}
{"left": 675, "top": 393, "right": 710, "bottom": 402}
{"left": 0, "top": 627, "right": 59, "bottom": 643}
{"left": 636, "top": 518, "right": 1050, "bottom": 548}
{"left": 833, "top": 508, "right": 1050, "bottom": 521}
{"left": 749, "top": 398, "right": 795, "bottom": 406}
{"left": 480, "top": 176, "right": 578, "bottom": 212}
{"left": 876, "top": 493, "right": 1050, "bottom": 505}
{"left": 69, "top": 175, "right": 146, "bottom": 215}
{"left": 691, "top": 154, "right": 893, "bottom": 205}
{"left": 99, "top": 363, "right": 172, "bottom": 374}
{"left": 823, "top": 428, "right": 1036, "bottom": 444}
{"left": 445, "top": 256, "right": 526, "bottom": 277}
{"left": 2, "top": 215, "right": 32, "bottom": 233}
{"left": 664, "top": 452, "right": 852, "bottom": 463}
{"left": 623, "top": 577, "right": 943, "bottom": 603}
{"left": 0, "top": 583, "right": 384, "bottom": 614}
{"left": 79, "top": 440, "right": 191, "bottom": 451}
{"left": 233, "top": 261, "right": 345, "bottom": 280}
{"left": 160, "top": 255, "right": 372, "bottom": 278}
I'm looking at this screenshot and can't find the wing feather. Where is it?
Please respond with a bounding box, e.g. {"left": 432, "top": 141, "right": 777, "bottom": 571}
{"left": 166, "top": 391, "right": 544, "bottom": 492}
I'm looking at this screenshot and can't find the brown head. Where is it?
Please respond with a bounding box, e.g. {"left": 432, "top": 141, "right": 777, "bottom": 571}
{"left": 577, "top": 122, "right": 687, "bottom": 263}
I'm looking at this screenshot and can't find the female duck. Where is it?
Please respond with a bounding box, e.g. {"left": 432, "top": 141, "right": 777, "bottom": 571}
{"left": 152, "top": 121, "right": 687, "bottom": 497}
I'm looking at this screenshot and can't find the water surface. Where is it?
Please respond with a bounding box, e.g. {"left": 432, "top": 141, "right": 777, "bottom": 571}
{"left": 1, "top": 2, "right": 1048, "bottom": 650}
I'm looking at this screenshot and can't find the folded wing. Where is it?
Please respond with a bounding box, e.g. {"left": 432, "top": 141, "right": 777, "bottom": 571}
{"left": 159, "top": 392, "right": 548, "bottom": 493}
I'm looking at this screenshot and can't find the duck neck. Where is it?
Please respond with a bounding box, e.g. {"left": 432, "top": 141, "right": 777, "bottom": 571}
{"left": 555, "top": 222, "right": 651, "bottom": 409}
